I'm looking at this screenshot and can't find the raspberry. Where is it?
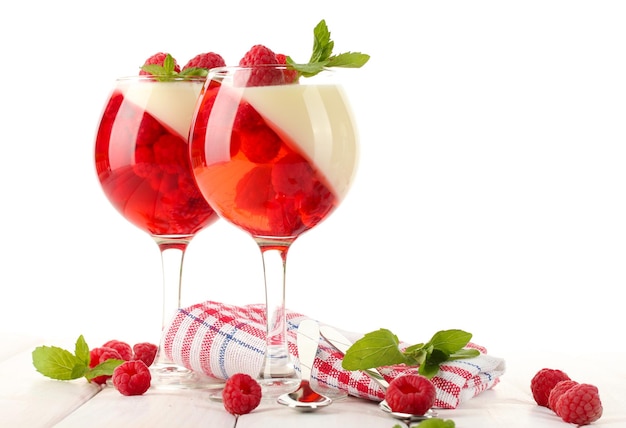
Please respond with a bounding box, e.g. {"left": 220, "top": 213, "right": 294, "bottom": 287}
{"left": 140, "top": 52, "right": 180, "bottom": 75}
{"left": 102, "top": 340, "right": 133, "bottom": 361}
{"left": 296, "top": 180, "right": 335, "bottom": 229}
{"left": 89, "top": 347, "right": 123, "bottom": 385}
{"left": 554, "top": 383, "right": 603, "bottom": 425}
{"left": 276, "top": 53, "right": 298, "bottom": 83}
{"left": 233, "top": 102, "right": 265, "bottom": 130}
{"left": 240, "top": 44, "right": 278, "bottom": 66}
{"left": 133, "top": 342, "right": 158, "bottom": 367}
{"left": 385, "top": 374, "right": 436, "bottom": 416}
{"left": 235, "top": 166, "right": 274, "bottom": 214}
{"left": 530, "top": 368, "right": 571, "bottom": 407}
{"left": 238, "top": 126, "right": 282, "bottom": 163}
{"left": 112, "top": 360, "right": 152, "bottom": 396}
{"left": 271, "top": 153, "right": 315, "bottom": 196}
{"left": 548, "top": 379, "right": 578, "bottom": 410}
{"left": 153, "top": 133, "right": 188, "bottom": 174}
{"left": 183, "top": 52, "right": 226, "bottom": 71}
{"left": 222, "top": 373, "right": 262, "bottom": 415}
{"left": 237, "top": 45, "right": 284, "bottom": 87}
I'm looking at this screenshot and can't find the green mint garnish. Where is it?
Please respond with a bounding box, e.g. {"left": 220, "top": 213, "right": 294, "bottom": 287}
{"left": 32, "top": 335, "right": 124, "bottom": 382}
{"left": 287, "top": 19, "right": 370, "bottom": 78}
{"left": 341, "top": 328, "right": 480, "bottom": 379}
{"left": 140, "top": 54, "right": 208, "bottom": 82}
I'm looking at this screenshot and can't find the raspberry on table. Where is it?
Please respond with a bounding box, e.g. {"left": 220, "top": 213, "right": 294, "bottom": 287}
{"left": 102, "top": 340, "right": 133, "bottom": 361}
{"left": 385, "top": 374, "right": 436, "bottom": 416}
{"left": 183, "top": 52, "right": 226, "bottom": 71}
{"left": 548, "top": 379, "right": 578, "bottom": 410}
{"left": 89, "top": 347, "right": 123, "bottom": 385}
{"left": 112, "top": 360, "right": 152, "bottom": 396}
{"left": 554, "top": 383, "right": 603, "bottom": 425}
{"left": 140, "top": 52, "right": 180, "bottom": 75}
{"left": 222, "top": 373, "right": 262, "bottom": 415}
{"left": 133, "top": 342, "right": 158, "bottom": 367}
{"left": 530, "top": 368, "right": 571, "bottom": 407}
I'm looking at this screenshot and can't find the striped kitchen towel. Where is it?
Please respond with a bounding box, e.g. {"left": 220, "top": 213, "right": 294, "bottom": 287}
{"left": 163, "top": 301, "right": 506, "bottom": 409}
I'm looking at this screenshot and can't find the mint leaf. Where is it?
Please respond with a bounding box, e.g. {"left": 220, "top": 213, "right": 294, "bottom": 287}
{"left": 140, "top": 64, "right": 168, "bottom": 76}
{"left": 428, "top": 329, "right": 473, "bottom": 354}
{"left": 179, "top": 67, "right": 209, "bottom": 77}
{"left": 341, "top": 329, "right": 407, "bottom": 370}
{"left": 32, "top": 345, "right": 87, "bottom": 381}
{"left": 326, "top": 52, "right": 370, "bottom": 68}
{"left": 75, "top": 335, "right": 90, "bottom": 367}
{"left": 287, "top": 61, "right": 325, "bottom": 78}
{"left": 289, "top": 19, "right": 370, "bottom": 79}
{"left": 85, "top": 359, "right": 125, "bottom": 381}
{"left": 162, "top": 54, "right": 177, "bottom": 74}
{"left": 342, "top": 328, "right": 479, "bottom": 379}
{"left": 140, "top": 54, "right": 208, "bottom": 82}
{"left": 415, "top": 419, "right": 456, "bottom": 428}
{"left": 310, "top": 19, "right": 333, "bottom": 63}
{"left": 394, "top": 419, "right": 455, "bottom": 428}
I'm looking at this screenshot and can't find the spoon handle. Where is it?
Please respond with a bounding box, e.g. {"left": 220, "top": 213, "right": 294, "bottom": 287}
{"left": 297, "top": 320, "right": 321, "bottom": 382}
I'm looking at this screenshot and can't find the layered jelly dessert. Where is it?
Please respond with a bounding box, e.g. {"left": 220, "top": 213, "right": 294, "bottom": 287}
{"left": 190, "top": 80, "right": 358, "bottom": 238}
{"left": 96, "top": 77, "right": 218, "bottom": 236}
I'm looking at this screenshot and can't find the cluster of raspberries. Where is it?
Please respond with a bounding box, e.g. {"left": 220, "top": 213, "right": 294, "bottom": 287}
{"left": 530, "top": 368, "right": 603, "bottom": 425}
{"left": 140, "top": 51, "right": 226, "bottom": 74}
{"left": 141, "top": 44, "right": 298, "bottom": 86}
{"left": 89, "top": 339, "right": 157, "bottom": 396}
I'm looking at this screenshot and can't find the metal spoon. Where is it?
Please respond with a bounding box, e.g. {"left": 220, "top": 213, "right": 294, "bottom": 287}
{"left": 379, "top": 400, "right": 438, "bottom": 423}
{"left": 276, "top": 320, "right": 332, "bottom": 412}
{"left": 319, "top": 325, "right": 439, "bottom": 422}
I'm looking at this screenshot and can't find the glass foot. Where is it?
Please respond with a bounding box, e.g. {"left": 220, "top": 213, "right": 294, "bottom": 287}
{"left": 257, "top": 378, "right": 301, "bottom": 401}
{"left": 150, "top": 362, "right": 225, "bottom": 390}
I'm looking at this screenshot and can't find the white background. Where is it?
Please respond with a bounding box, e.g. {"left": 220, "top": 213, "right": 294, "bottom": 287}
{"left": 1, "top": 1, "right": 624, "bottom": 358}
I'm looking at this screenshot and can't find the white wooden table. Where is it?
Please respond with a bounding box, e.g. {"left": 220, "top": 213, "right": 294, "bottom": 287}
{"left": 2, "top": 331, "right": 624, "bottom": 427}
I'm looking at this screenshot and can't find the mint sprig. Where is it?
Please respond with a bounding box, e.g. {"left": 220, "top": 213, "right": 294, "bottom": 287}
{"left": 32, "top": 335, "right": 124, "bottom": 382}
{"left": 341, "top": 329, "right": 480, "bottom": 379}
{"left": 140, "top": 54, "right": 208, "bottom": 81}
{"left": 394, "top": 418, "right": 456, "bottom": 428}
{"left": 287, "top": 19, "right": 370, "bottom": 78}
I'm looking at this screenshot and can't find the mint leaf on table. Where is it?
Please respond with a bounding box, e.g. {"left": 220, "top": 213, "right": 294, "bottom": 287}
{"left": 84, "top": 358, "right": 125, "bottom": 382}
{"left": 287, "top": 19, "right": 370, "bottom": 78}
{"left": 32, "top": 345, "right": 87, "bottom": 380}
{"left": 32, "top": 335, "right": 123, "bottom": 382}
{"left": 74, "top": 334, "right": 90, "bottom": 366}
{"left": 342, "top": 329, "right": 480, "bottom": 379}
{"left": 412, "top": 419, "right": 456, "bottom": 428}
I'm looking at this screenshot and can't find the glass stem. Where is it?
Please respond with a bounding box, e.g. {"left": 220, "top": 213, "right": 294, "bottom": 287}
{"left": 153, "top": 236, "right": 191, "bottom": 367}
{"left": 255, "top": 238, "right": 298, "bottom": 395}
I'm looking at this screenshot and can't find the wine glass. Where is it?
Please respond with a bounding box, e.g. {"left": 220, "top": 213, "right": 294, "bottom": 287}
{"left": 94, "top": 75, "right": 222, "bottom": 389}
{"left": 189, "top": 65, "right": 359, "bottom": 398}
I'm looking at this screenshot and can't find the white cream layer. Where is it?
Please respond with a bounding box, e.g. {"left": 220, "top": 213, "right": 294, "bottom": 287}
{"left": 242, "top": 83, "right": 359, "bottom": 200}
{"left": 117, "top": 79, "right": 203, "bottom": 140}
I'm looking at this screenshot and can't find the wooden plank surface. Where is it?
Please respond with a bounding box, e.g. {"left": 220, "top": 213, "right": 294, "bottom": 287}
{"left": 0, "top": 343, "right": 100, "bottom": 427}
{"left": 2, "top": 334, "right": 625, "bottom": 428}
